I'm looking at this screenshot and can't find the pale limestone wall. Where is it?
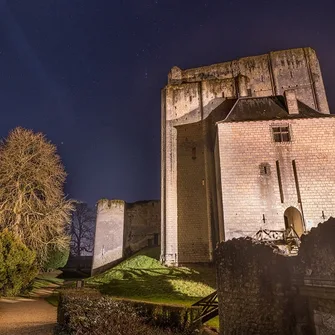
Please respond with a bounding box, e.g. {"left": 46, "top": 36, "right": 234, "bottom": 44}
{"left": 176, "top": 122, "right": 209, "bottom": 263}
{"left": 161, "top": 47, "right": 329, "bottom": 265}
{"left": 216, "top": 117, "right": 335, "bottom": 240}
{"left": 92, "top": 199, "right": 125, "bottom": 274}
{"left": 169, "top": 47, "right": 329, "bottom": 114}
{"left": 92, "top": 199, "right": 160, "bottom": 275}
{"left": 214, "top": 135, "right": 225, "bottom": 242}
{"left": 124, "top": 200, "right": 160, "bottom": 252}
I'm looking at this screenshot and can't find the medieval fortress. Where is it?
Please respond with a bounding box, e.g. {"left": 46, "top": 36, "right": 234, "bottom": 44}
{"left": 93, "top": 47, "right": 335, "bottom": 273}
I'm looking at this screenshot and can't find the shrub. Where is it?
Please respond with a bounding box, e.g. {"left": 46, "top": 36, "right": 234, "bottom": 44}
{"left": 0, "top": 229, "right": 38, "bottom": 296}
{"left": 43, "top": 244, "right": 70, "bottom": 271}
{"left": 57, "top": 289, "right": 198, "bottom": 334}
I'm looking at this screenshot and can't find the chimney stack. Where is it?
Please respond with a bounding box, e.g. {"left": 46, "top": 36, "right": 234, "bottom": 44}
{"left": 285, "top": 90, "right": 299, "bottom": 114}
{"left": 237, "top": 74, "right": 250, "bottom": 97}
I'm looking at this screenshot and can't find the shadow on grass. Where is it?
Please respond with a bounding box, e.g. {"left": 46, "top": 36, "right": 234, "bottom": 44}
{"left": 86, "top": 247, "right": 216, "bottom": 306}
{"left": 89, "top": 266, "right": 216, "bottom": 305}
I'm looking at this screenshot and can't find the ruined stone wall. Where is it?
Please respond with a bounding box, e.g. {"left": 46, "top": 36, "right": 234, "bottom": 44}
{"left": 92, "top": 199, "right": 160, "bottom": 275}
{"left": 311, "top": 300, "right": 335, "bottom": 335}
{"left": 216, "top": 117, "right": 335, "bottom": 240}
{"left": 214, "top": 218, "right": 335, "bottom": 335}
{"left": 298, "top": 217, "right": 335, "bottom": 278}
{"left": 297, "top": 218, "right": 335, "bottom": 334}
{"left": 169, "top": 48, "right": 329, "bottom": 114}
{"left": 161, "top": 47, "right": 329, "bottom": 265}
{"left": 215, "top": 238, "right": 296, "bottom": 334}
{"left": 124, "top": 200, "right": 160, "bottom": 254}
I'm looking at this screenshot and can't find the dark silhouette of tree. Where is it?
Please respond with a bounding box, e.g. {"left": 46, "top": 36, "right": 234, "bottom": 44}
{"left": 70, "top": 202, "right": 96, "bottom": 256}
{"left": 0, "top": 127, "right": 73, "bottom": 266}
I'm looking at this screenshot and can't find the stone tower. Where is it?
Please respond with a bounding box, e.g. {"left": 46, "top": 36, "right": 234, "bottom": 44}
{"left": 161, "top": 47, "right": 333, "bottom": 266}
{"left": 92, "top": 199, "right": 160, "bottom": 275}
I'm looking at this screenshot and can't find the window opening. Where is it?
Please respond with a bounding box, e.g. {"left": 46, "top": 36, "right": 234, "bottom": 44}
{"left": 272, "top": 126, "right": 291, "bottom": 143}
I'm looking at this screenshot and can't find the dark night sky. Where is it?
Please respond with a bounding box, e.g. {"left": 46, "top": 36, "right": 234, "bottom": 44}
{"left": 0, "top": 0, "right": 334, "bottom": 206}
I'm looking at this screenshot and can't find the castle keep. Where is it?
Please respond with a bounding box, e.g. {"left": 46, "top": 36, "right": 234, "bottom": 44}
{"left": 161, "top": 47, "right": 335, "bottom": 266}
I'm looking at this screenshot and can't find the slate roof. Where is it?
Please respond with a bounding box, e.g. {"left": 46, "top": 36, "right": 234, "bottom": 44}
{"left": 217, "top": 96, "right": 334, "bottom": 123}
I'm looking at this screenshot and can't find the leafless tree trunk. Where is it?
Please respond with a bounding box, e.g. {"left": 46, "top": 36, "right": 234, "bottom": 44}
{"left": 69, "top": 202, "right": 96, "bottom": 256}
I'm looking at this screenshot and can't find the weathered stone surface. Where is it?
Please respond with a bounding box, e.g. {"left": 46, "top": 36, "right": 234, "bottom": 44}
{"left": 92, "top": 199, "right": 125, "bottom": 274}
{"left": 297, "top": 217, "right": 335, "bottom": 278}
{"left": 296, "top": 218, "right": 335, "bottom": 334}
{"left": 124, "top": 200, "right": 160, "bottom": 253}
{"left": 313, "top": 309, "right": 335, "bottom": 335}
{"left": 161, "top": 47, "right": 334, "bottom": 266}
{"left": 214, "top": 218, "right": 335, "bottom": 334}
{"left": 215, "top": 238, "right": 295, "bottom": 334}
{"left": 92, "top": 199, "right": 160, "bottom": 275}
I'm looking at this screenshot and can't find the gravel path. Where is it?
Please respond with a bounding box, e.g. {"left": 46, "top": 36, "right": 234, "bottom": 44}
{"left": 0, "top": 290, "right": 57, "bottom": 335}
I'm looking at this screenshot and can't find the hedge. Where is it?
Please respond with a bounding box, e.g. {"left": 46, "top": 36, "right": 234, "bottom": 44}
{"left": 122, "top": 299, "right": 201, "bottom": 331}
{"left": 56, "top": 288, "right": 201, "bottom": 334}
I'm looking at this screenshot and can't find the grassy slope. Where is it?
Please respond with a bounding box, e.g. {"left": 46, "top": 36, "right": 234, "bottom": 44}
{"left": 86, "top": 247, "right": 219, "bottom": 328}
{"left": 86, "top": 247, "right": 216, "bottom": 304}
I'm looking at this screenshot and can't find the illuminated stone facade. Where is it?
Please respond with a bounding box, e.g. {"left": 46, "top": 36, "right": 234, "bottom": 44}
{"left": 92, "top": 199, "right": 160, "bottom": 275}
{"left": 161, "top": 47, "right": 335, "bottom": 265}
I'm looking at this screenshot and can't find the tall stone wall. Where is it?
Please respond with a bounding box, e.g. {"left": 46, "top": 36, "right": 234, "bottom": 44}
{"left": 297, "top": 218, "right": 335, "bottom": 334}
{"left": 92, "top": 199, "right": 125, "bottom": 275}
{"left": 216, "top": 117, "right": 335, "bottom": 240}
{"left": 168, "top": 48, "right": 329, "bottom": 114}
{"left": 298, "top": 217, "right": 335, "bottom": 278}
{"left": 176, "top": 121, "right": 209, "bottom": 263}
{"left": 124, "top": 201, "right": 160, "bottom": 254}
{"left": 161, "top": 47, "right": 329, "bottom": 265}
{"left": 92, "top": 199, "right": 160, "bottom": 275}
{"left": 215, "top": 218, "right": 335, "bottom": 335}
{"left": 215, "top": 239, "right": 296, "bottom": 334}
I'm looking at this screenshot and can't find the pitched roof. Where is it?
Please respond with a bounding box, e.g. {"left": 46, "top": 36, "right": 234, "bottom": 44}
{"left": 216, "top": 96, "right": 334, "bottom": 123}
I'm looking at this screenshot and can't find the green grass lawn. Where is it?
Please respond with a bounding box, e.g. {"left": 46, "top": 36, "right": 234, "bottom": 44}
{"left": 86, "top": 247, "right": 219, "bottom": 329}
{"left": 32, "top": 272, "right": 64, "bottom": 290}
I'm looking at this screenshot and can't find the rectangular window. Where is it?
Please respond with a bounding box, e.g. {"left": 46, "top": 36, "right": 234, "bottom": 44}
{"left": 272, "top": 126, "right": 291, "bottom": 142}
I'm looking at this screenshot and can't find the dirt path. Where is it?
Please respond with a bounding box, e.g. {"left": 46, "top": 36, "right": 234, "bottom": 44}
{"left": 0, "top": 297, "right": 57, "bottom": 335}
{"left": 0, "top": 285, "right": 58, "bottom": 335}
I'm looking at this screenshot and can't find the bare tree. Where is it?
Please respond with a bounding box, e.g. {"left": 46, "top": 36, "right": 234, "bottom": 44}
{"left": 0, "top": 127, "right": 73, "bottom": 265}
{"left": 70, "top": 202, "right": 96, "bottom": 256}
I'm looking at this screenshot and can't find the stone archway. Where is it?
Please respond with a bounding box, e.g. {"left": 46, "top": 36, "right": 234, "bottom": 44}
{"left": 284, "top": 207, "right": 304, "bottom": 237}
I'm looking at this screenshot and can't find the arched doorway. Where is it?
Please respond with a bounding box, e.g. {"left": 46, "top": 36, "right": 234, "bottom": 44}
{"left": 284, "top": 207, "right": 304, "bottom": 237}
